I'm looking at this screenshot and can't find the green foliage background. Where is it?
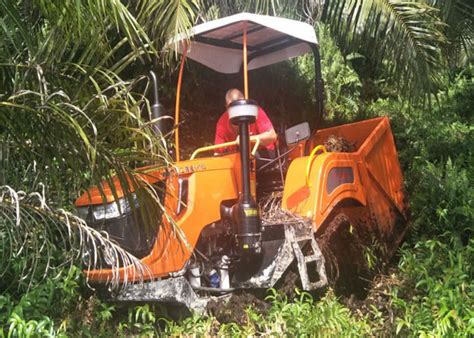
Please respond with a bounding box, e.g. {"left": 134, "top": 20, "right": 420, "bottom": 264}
{"left": 1, "top": 0, "right": 473, "bottom": 336}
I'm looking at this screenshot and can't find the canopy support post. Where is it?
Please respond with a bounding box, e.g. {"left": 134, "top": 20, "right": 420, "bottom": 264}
{"left": 243, "top": 22, "right": 249, "bottom": 99}
{"left": 311, "top": 45, "right": 324, "bottom": 126}
{"left": 174, "top": 43, "right": 187, "bottom": 162}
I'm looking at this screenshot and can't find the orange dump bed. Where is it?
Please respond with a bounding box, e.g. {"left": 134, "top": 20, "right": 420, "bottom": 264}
{"left": 283, "top": 116, "right": 409, "bottom": 257}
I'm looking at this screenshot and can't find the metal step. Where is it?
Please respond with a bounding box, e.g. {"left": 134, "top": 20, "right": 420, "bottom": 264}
{"left": 287, "top": 226, "right": 327, "bottom": 291}
{"left": 304, "top": 255, "right": 319, "bottom": 263}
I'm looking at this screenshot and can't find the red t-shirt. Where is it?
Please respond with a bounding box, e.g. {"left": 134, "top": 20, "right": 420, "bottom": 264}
{"left": 214, "top": 107, "right": 275, "bottom": 153}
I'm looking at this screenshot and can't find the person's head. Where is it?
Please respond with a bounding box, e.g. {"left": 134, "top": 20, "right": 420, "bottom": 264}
{"left": 225, "top": 88, "right": 244, "bottom": 108}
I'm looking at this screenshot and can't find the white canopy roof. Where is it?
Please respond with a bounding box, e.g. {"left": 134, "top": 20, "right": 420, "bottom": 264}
{"left": 171, "top": 13, "right": 318, "bottom": 74}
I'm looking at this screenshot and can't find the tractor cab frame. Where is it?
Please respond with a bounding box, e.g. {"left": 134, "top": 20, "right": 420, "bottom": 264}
{"left": 167, "top": 12, "right": 324, "bottom": 162}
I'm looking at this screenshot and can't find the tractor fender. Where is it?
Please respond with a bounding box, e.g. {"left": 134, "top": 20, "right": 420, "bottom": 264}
{"left": 282, "top": 152, "right": 366, "bottom": 232}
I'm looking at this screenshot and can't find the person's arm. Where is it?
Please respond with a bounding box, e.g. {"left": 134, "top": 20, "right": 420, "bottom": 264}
{"left": 252, "top": 107, "right": 277, "bottom": 146}
{"left": 250, "top": 129, "right": 277, "bottom": 146}
{"left": 235, "top": 127, "right": 276, "bottom": 146}
{"left": 233, "top": 107, "right": 276, "bottom": 147}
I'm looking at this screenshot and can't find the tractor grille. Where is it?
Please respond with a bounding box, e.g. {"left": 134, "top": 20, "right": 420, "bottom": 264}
{"left": 85, "top": 181, "right": 166, "bottom": 267}
{"left": 89, "top": 210, "right": 157, "bottom": 261}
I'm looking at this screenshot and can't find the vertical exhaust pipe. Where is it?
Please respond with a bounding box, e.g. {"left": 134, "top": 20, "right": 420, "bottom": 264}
{"left": 148, "top": 70, "right": 167, "bottom": 135}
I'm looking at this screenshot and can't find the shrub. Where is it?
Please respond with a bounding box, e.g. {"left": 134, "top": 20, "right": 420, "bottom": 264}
{"left": 392, "top": 238, "right": 474, "bottom": 336}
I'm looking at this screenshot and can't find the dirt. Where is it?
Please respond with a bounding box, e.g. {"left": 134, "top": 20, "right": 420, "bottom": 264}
{"left": 276, "top": 270, "right": 299, "bottom": 300}
{"left": 207, "top": 291, "right": 270, "bottom": 325}
{"left": 206, "top": 210, "right": 404, "bottom": 326}
{"left": 324, "top": 135, "right": 356, "bottom": 152}
{"left": 313, "top": 209, "right": 412, "bottom": 331}
{"left": 211, "top": 172, "right": 403, "bottom": 326}
{"left": 206, "top": 212, "right": 374, "bottom": 324}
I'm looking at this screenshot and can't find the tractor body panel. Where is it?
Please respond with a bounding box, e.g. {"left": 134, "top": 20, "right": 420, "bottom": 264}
{"left": 80, "top": 153, "right": 247, "bottom": 282}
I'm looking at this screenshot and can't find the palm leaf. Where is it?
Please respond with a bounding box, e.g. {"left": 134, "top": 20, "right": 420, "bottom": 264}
{"left": 429, "top": 0, "right": 473, "bottom": 66}
{"left": 137, "top": 0, "right": 199, "bottom": 52}
{"left": 0, "top": 185, "right": 151, "bottom": 291}
{"left": 198, "top": 0, "right": 450, "bottom": 100}
{"left": 322, "top": 0, "right": 447, "bottom": 100}
{"left": 0, "top": 1, "right": 202, "bottom": 291}
{"left": 0, "top": 64, "right": 171, "bottom": 288}
{"left": 199, "top": 0, "right": 323, "bottom": 19}
{"left": 0, "top": 0, "right": 155, "bottom": 79}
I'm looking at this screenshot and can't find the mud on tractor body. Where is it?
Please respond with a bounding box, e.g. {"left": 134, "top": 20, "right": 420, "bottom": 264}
{"left": 75, "top": 13, "right": 409, "bottom": 312}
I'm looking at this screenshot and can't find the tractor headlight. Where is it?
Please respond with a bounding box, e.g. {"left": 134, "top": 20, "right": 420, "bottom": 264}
{"left": 76, "top": 194, "right": 137, "bottom": 221}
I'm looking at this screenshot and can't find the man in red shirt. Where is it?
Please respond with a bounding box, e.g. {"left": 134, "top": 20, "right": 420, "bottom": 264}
{"left": 214, "top": 89, "right": 277, "bottom": 155}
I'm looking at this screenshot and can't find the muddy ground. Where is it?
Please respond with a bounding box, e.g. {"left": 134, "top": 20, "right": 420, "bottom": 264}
{"left": 206, "top": 268, "right": 405, "bottom": 328}
{"left": 206, "top": 269, "right": 402, "bottom": 327}
{"left": 206, "top": 212, "right": 393, "bottom": 326}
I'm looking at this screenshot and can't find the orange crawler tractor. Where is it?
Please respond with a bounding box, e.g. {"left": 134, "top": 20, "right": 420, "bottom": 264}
{"left": 75, "top": 13, "right": 409, "bottom": 311}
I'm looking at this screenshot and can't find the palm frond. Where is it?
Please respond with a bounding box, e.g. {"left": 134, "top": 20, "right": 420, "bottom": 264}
{"left": 137, "top": 0, "right": 199, "bottom": 52}
{"left": 428, "top": 0, "right": 473, "bottom": 67}
{"left": 0, "top": 66, "right": 173, "bottom": 288}
{"left": 323, "top": 0, "right": 447, "bottom": 99}
{"left": 0, "top": 1, "right": 178, "bottom": 290}
{"left": 0, "top": 62, "right": 170, "bottom": 225}
{"left": 0, "top": 0, "right": 155, "bottom": 75}
{"left": 198, "top": 0, "right": 322, "bottom": 20}
{"left": 0, "top": 185, "right": 151, "bottom": 292}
